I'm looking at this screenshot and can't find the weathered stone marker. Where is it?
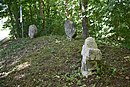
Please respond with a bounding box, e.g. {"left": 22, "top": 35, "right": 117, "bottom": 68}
{"left": 81, "top": 37, "right": 102, "bottom": 77}
{"left": 64, "top": 20, "right": 76, "bottom": 41}
{"left": 28, "top": 24, "right": 37, "bottom": 39}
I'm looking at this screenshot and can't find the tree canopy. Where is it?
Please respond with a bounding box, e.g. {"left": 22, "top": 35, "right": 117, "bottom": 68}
{"left": 0, "top": 0, "right": 129, "bottom": 48}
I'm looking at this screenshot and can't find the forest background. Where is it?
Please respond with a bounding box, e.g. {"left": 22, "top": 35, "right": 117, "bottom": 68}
{"left": 0, "top": 0, "right": 129, "bottom": 48}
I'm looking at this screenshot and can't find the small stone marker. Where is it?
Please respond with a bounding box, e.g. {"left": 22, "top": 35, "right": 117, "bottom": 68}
{"left": 64, "top": 20, "right": 76, "bottom": 41}
{"left": 28, "top": 24, "right": 37, "bottom": 39}
{"left": 81, "top": 37, "right": 102, "bottom": 77}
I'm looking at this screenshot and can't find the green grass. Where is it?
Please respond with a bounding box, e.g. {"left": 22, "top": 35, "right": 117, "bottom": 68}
{"left": 0, "top": 35, "right": 130, "bottom": 87}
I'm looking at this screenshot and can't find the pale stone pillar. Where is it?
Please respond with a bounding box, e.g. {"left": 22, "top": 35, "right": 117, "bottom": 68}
{"left": 81, "top": 37, "right": 102, "bottom": 77}
{"left": 28, "top": 24, "right": 37, "bottom": 39}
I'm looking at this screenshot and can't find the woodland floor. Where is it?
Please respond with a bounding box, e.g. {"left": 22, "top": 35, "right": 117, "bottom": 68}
{"left": 0, "top": 35, "right": 130, "bottom": 87}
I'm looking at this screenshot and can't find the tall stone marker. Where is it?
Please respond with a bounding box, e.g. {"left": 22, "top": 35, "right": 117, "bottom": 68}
{"left": 64, "top": 20, "right": 76, "bottom": 41}
{"left": 28, "top": 24, "right": 37, "bottom": 39}
{"left": 81, "top": 37, "right": 102, "bottom": 78}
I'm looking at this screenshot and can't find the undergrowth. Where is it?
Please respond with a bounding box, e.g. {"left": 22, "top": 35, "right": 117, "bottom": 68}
{"left": 0, "top": 35, "right": 130, "bottom": 87}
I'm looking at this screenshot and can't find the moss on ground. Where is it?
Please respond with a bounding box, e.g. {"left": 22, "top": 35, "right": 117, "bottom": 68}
{"left": 0, "top": 35, "right": 130, "bottom": 87}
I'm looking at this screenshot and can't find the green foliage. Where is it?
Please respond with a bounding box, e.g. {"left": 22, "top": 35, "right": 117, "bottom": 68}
{"left": 0, "top": 0, "right": 129, "bottom": 48}
{"left": 0, "top": 38, "right": 29, "bottom": 59}
{"left": 96, "top": 61, "right": 117, "bottom": 76}
{"left": 88, "top": 0, "right": 130, "bottom": 48}
{"left": 107, "top": 0, "right": 130, "bottom": 48}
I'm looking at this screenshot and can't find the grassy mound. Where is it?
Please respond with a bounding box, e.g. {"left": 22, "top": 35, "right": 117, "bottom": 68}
{"left": 0, "top": 35, "right": 130, "bottom": 87}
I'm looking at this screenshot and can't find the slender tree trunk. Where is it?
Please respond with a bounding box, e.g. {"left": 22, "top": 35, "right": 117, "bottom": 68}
{"left": 29, "top": 5, "right": 33, "bottom": 24}
{"left": 65, "top": 0, "right": 69, "bottom": 19}
{"left": 14, "top": 13, "right": 21, "bottom": 38}
{"left": 82, "top": 0, "right": 89, "bottom": 38}
{"left": 46, "top": 0, "right": 51, "bottom": 33}
{"left": 39, "top": 0, "right": 43, "bottom": 17}
{"left": 12, "top": 2, "right": 21, "bottom": 38}
{"left": 34, "top": 2, "right": 39, "bottom": 24}
{"left": 46, "top": 0, "right": 50, "bottom": 18}
{"left": 8, "top": 3, "right": 17, "bottom": 39}
{"left": 39, "top": 0, "right": 45, "bottom": 29}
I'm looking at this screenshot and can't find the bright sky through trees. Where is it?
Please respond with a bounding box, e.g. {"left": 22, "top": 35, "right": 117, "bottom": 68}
{"left": 0, "top": 18, "right": 10, "bottom": 41}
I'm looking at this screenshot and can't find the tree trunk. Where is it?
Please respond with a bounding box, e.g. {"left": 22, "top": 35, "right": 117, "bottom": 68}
{"left": 82, "top": 0, "right": 88, "bottom": 38}
{"left": 13, "top": 2, "right": 21, "bottom": 38}
{"left": 14, "top": 13, "right": 21, "bottom": 38}
{"left": 34, "top": 2, "right": 39, "bottom": 25}
{"left": 8, "top": 3, "right": 17, "bottom": 39}
{"left": 46, "top": 0, "right": 51, "bottom": 20}
{"left": 29, "top": 5, "right": 33, "bottom": 24}
{"left": 39, "top": 0, "right": 45, "bottom": 29}
{"left": 65, "top": 0, "right": 69, "bottom": 19}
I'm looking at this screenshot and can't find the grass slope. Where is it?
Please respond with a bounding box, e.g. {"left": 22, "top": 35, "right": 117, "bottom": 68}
{"left": 0, "top": 35, "right": 130, "bottom": 87}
